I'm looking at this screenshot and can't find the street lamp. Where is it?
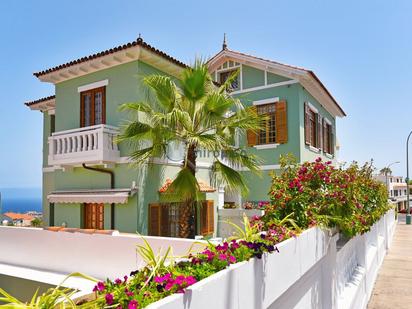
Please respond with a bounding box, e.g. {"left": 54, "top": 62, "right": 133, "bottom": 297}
{"left": 406, "top": 131, "right": 412, "bottom": 224}
{"left": 384, "top": 161, "right": 400, "bottom": 190}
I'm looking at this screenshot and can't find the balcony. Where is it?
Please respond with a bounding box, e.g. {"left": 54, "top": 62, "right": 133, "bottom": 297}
{"left": 48, "top": 124, "right": 120, "bottom": 166}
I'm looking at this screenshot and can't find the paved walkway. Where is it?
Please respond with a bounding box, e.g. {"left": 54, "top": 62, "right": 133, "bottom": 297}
{"left": 368, "top": 217, "right": 412, "bottom": 308}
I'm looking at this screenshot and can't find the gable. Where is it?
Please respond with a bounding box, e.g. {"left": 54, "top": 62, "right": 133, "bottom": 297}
{"left": 208, "top": 49, "right": 346, "bottom": 118}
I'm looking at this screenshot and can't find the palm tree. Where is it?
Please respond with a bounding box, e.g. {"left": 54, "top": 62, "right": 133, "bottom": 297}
{"left": 380, "top": 167, "right": 392, "bottom": 176}
{"left": 118, "top": 61, "right": 263, "bottom": 238}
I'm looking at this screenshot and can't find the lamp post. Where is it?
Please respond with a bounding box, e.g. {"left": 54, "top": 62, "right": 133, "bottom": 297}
{"left": 406, "top": 131, "right": 412, "bottom": 224}
{"left": 384, "top": 161, "right": 400, "bottom": 191}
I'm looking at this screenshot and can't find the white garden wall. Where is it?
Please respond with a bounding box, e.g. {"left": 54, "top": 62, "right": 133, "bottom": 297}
{"left": 148, "top": 209, "right": 396, "bottom": 309}
{"left": 0, "top": 227, "right": 201, "bottom": 282}
{"left": 0, "top": 210, "right": 396, "bottom": 308}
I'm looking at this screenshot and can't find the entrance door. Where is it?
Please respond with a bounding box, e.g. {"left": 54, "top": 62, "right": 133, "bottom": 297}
{"left": 84, "top": 203, "right": 104, "bottom": 229}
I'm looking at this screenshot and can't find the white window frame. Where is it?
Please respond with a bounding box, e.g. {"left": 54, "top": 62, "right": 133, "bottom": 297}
{"left": 78, "top": 79, "right": 109, "bottom": 93}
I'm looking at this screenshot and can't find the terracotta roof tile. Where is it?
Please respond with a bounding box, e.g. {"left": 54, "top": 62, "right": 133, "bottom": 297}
{"left": 24, "top": 95, "right": 55, "bottom": 106}
{"left": 4, "top": 212, "right": 34, "bottom": 221}
{"left": 33, "top": 38, "right": 187, "bottom": 78}
{"left": 159, "top": 178, "right": 216, "bottom": 193}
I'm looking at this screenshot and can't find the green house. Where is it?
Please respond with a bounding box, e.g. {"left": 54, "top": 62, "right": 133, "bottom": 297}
{"left": 26, "top": 37, "right": 346, "bottom": 237}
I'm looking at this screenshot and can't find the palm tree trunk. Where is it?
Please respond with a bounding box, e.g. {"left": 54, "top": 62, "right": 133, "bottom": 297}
{"left": 179, "top": 144, "right": 197, "bottom": 238}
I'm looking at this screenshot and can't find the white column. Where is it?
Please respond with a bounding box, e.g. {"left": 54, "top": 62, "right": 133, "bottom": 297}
{"left": 218, "top": 186, "right": 225, "bottom": 209}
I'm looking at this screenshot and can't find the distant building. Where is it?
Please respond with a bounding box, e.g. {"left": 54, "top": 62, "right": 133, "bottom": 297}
{"left": 374, "top": 174, "right": 409, "bottom": 211}
{"left": 1, "top": 214, "right": 12, "bottom": 226}
{"left": 3, "top": 212, "right": 34, "bottom": 227}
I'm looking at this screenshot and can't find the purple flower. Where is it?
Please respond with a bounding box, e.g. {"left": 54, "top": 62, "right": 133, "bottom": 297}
{"left": 230, "top": 240, "right": 240, "bottom": 249}
{"left": 115, "top": 278, "right": 122, "bottom": 285}
{"left": 123, "top": 275, "right": 128, "bottom": 282}
{"left": 128, "top": 300, "right": 138, "bottom": 309}
{"left": 126, "top": 291, "right": 134, "bottom": 297}
{"left": 105, "top": 293, "right": 114, "bottom": 305}
{"left": 229, "top": 255, "right": 236, "bottom": 264}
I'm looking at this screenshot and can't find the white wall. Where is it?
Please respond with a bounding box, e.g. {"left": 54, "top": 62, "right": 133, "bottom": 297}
{"left": 148, "top": 209, "right": 396, "bottom": 309}
{"left": 0, "top": 210, "right": 396, "bottom": 309}
{"left": 0, "top": 227, "right": 202, "bottom": 282}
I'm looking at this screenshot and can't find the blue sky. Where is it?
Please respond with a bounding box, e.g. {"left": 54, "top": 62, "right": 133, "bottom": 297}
{"left": 0, "top": 0, "right": 411, "bottom": 188}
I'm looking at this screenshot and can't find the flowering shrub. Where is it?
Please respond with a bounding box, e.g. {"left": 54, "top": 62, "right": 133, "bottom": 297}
{"left": 92, "top": 225, "right": 287, "bottom": 308}
{"left": 88, "top": 156, "right": 391, "bottom": 308}
{"left": 262, "top": 155, "right": 390, "bottom": 237}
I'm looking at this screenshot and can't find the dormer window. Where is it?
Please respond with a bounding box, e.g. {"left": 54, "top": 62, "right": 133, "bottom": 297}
{"left": 219, "top": 70, "right": 239, "bottom": 90}
{"left": 216, "top": 61, "right": 241, "bottom": 91}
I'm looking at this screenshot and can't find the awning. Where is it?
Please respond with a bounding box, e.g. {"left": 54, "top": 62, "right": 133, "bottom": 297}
{"left": 47, "top": 188, "right": 137, "bottom": 204}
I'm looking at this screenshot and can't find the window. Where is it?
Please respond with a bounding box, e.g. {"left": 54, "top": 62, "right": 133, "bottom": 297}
{"left": 149, "top": 201, "right": 214, "bottom": 237}
{"left": 50, "top": 115, "right": 55, "bottom": 134}
{"left": 304, "top": 102, "right": 322, "bottom": 149}
{"left": 309, "top": 109, "right": 317, "bottom": 146}
{"left": 80, "top": 86, "right": 106, "bottom": 127}
{"left": 246, "top": 100, "right": 288, "bottom": 147}
{"left": 257, "top": 103, "right": 276, "bottom": 145}
{"left": 219, "top": 70, "right": 239, "bottom": 90}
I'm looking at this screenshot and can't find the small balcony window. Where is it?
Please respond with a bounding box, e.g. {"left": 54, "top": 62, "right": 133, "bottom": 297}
{"left": 80, "top": 86, "right": 106, "bottom": 127}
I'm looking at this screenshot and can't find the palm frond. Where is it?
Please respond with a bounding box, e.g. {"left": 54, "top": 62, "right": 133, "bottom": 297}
{"left": 143, "top": 75, "right": 180, "bottom": 112}
{"left": 211, "top": 160, "right": 249, "bottom": 196}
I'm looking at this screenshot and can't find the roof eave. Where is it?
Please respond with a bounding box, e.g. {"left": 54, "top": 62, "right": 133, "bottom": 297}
{"left": 33, "top": 39, "right": 187, "bottom": 84}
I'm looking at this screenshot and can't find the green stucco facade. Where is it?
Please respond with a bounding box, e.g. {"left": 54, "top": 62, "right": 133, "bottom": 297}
{"left": 38, "top": 52, "right": 340, "bottom": 235}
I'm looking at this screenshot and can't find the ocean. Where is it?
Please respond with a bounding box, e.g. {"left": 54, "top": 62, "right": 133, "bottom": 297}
{"left": 0, "top": 188, "right": 42, "bottom": 213}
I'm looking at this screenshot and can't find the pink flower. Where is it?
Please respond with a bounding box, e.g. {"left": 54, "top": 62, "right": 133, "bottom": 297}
{"left": 93, "top": 281, "right": 105, "bottom": 292}
{"left": 105, "top": 293, "right": 114, "bottom": 305}
{"left": 185, "top": 276, "right": 197, "bottom": 286}
{"left": 174, "top": 276, "right": 185, "bottom": 285}
{"left": 128, "top": 300, "right": 138, "bottom": 309}
{"left": 229, "top": 255, "right": 236, "bottom": 264}
{"left": 218, "top": 253, "right": 227, "bottom": 261}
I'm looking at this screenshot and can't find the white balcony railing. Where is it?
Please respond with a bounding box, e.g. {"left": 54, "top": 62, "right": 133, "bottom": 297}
{"left": 48, "top": 124, "right": 120, "bottom": 166}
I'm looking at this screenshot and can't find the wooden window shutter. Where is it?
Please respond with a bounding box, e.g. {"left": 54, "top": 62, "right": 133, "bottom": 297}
{"left": 200, "top": 200, "right": 214, "bottom": 235}
{"left": 317, "top": 114, "right": 322, "bottom": 149}
{"left": 206, "top": 200, "right": 214, "bottom": 235}
{"left": 331, "top": 127, "right": 335, "bottom": 155}
{"left": 275, "top": 100, "right": 288, "bottom": 144}
{"left": 160, "top": 205, "right": 170, "bottom": 236}
{"left": 322, "top": 119, "right": 328, "bottom": 153}
{"left": 304, "top": 102, "right": 311, "bottom": 145}
{"left": 148, "top": 203, "right": 161, "bottom": 236}
{"left": 200, "top": 202, "right": 208, "bottom": 235}
{"left": 246, "top": 106, "right": 258, "bottom": 146}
